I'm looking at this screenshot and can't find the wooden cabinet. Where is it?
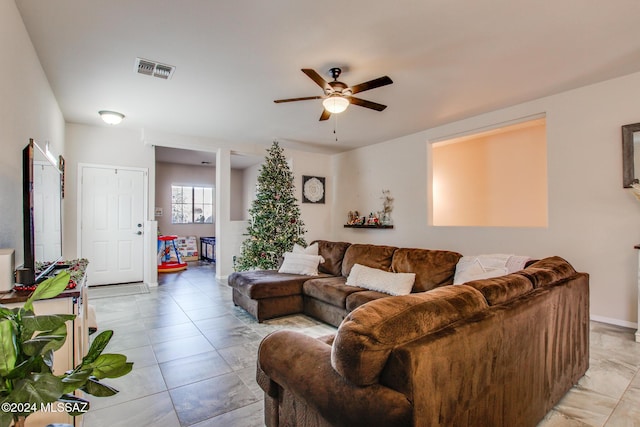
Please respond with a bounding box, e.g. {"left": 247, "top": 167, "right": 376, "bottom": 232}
{"left": 2, "top": 271, "right": 87, "bottom": 427}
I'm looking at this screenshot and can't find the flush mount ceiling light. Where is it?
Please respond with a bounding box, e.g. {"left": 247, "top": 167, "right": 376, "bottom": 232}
{"left": 322, "top": 95, "right": 350, "bottom": 114}
{"left": 98, "top": 110, "right": 125, "bottom": 125}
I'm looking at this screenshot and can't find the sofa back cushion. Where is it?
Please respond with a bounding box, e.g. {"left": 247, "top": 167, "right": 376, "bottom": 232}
{"left": 341, "top": 244, "right": 398, "bottom": 277}
{"left": 312, "top": 240, "right": 352, "bottom": 276}
{"left": 391, "top": 248, "right": 462, "bottom": 292}
{"left": 464, "top": 273, "right": 533, "bottom": 306}
{"left": 518, "top": 256, "right": 577, "bottom": 288}
{"left": 331, "top": 285, "right": 488, "bottom": 386}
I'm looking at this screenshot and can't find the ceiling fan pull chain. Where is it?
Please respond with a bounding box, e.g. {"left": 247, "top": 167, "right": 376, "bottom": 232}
{"left": 334, "top": 114, "right": 338, "bottom": 142}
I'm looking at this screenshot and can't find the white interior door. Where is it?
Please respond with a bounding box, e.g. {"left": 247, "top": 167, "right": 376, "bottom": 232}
{"left": 80, "top": 166, "right": 145, "bottom": 285}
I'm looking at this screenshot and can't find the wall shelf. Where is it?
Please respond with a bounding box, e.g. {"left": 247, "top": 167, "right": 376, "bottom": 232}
{"left": 344, "top": 224, "right": 394, "bottom": 229}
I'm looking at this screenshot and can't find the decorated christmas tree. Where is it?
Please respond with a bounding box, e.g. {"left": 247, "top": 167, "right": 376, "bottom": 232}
{"left": 236, "top": 141, "right": 306, "bottom": 270}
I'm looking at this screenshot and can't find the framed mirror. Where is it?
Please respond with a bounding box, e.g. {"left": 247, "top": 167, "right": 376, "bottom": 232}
{"left": 622, "top": 122, "right": 640, "bottom": 188}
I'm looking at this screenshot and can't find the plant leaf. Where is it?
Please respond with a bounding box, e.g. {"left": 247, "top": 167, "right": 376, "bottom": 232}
{"left": 9, "top": 373, "right": 64, "bottom": 408}
{"left": 22, "top": 323, "right": 67, "bottom": 356}
{"left": 0, "top": 319, "right": 17, "bottom": 376}
{"left": 89, "top": 354, "right": 132, "bottom": 379}
{"left": 104, "top": 361, "right": 133, "bottom": 379}
{"left": 0, "top": 407, "right": 12, "bottom": 427}
{"left": 81, "top": 330, "right": 113, "bottom": 365}
{"left": 58, "top": 393, "right": 90, "bottom": 416}
{"left": 81, "top": 377, "right": 119, "bottom": 397}
{"left": 24, "top": 271, "right": 70, "bottom": 312}
{"left": 0, "top": 306, "right": 13, "bottom": 319}
{"left": 6, "top": 357, "right": 36, "bottom": 379}
{"left": 60, "top": 368, "right": 92, "bottom": 394}
{"left": 42, "top": 349, "right": 54, "bottom": 370}
{"left": 20, "top": 313, "right": 75, "bottom": 342}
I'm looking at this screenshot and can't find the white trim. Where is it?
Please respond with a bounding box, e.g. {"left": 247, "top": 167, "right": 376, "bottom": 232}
{"left": 427, "top": 112, "right": 546, "bottom": 145}
{"left": 590, "top": 314, "right": 637, "bottom": 329}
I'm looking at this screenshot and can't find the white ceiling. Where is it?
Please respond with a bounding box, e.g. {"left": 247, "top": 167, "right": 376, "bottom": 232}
{"left": 15, "top": 0, "right": 640, "bottom": 155}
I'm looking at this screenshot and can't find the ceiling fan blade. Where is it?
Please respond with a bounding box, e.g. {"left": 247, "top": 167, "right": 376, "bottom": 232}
{"left": 274, "top": 96, "right": 323, "bottom": 103}
{"left": 349, "top": 97, "right": 387, "bottom": 111}
{"left": 319, "top": 109, "right": 331, "bottom": 121}
{"left": 302, "top": 69, "right": 330, "bottom": 91}
{"left": 349, "top": 76, "right": 393, "bottom": 94}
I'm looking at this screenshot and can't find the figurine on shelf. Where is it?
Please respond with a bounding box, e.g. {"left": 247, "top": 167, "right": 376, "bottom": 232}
{"left": 347, "top": 210, "right": 362, "bottom": 225}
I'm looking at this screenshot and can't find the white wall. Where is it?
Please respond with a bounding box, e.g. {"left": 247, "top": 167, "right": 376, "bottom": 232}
{"left": 334, "top": 71, "right": 640, "bottom": 327}
{"left": 288, "top": 149, "right": 333, "bottom": 243}
{"left": 0, "top": 0, "right": 65, "bottom": 268}
{"left": 65, "top": 123, "right": 156, "bottom": 283}
{"left": 241, "top": 162, "right": 261, "bottom": 220}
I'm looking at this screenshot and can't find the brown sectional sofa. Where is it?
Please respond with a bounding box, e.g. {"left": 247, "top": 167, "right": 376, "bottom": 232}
{"left": 228, "top": 240, "right": 463, "bottom": 327}
{"left": 228, "top": 241, "right": 589, "bottom": 426}
{"left": 257, "top": 255, "right": 590, "bottom": 427}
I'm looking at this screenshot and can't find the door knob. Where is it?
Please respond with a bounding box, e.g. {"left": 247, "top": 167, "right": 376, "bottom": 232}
{"left": 136, "top": 231, "right": 143, "bottom": 235}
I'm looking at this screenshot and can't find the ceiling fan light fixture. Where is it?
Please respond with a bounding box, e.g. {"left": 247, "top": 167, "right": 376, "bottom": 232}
{"left": 98, "top": 110, "right": 125, "bottom": 125}
{"left": 322, "top": 96, "right": 349, "bottom": 114}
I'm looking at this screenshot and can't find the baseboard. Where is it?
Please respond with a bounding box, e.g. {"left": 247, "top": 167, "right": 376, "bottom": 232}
{"left": 145, "top": 281, "right": 158, "bottom": 287}
{"left": 590, "top": 314, "right": 637, "bottom": 329}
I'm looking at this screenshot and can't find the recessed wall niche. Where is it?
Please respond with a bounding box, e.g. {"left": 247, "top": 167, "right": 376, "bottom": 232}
{"left": 431, "top": 117, "right": 548, "bottom": 227}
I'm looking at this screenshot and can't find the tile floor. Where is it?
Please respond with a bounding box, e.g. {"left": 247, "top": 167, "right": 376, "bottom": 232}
{"left": 83, "top": 262, "right": 640, "bottom": 427}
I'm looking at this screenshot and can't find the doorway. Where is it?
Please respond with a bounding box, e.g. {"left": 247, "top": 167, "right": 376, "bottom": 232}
{"left": 79, "top": 164, "right": 147, "bottom": 286}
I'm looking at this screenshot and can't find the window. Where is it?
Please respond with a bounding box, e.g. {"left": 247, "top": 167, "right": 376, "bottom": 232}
{"left": 171, "top": 185, "right": 214, "bottom": 224}
{"left": 430, "top": 117, "right": 547, "bottom": 227}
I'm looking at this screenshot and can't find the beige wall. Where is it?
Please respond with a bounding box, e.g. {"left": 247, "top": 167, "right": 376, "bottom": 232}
{"left": 155, "top": 162, "right": 216, "bottom": 238}
{"left": 0, "top": 0, "right": 65, "bottom": 268}
{"left": 333, "top": 71, "right": 640, "bottom": 327}
{"left": 432, "top": 120, "right": 547, "bottom": 226}
{"left": 230, "top": 167, "right": 245, "bottom": 221}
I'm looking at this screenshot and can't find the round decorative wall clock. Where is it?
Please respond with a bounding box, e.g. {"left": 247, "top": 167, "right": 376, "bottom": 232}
{"left": 302, "top": 175, "right": 325, "bottom": 204}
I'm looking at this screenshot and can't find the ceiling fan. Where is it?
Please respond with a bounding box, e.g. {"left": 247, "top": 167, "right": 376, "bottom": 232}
{"left": 274, "top": 68, "right": 393, "bottom": 121}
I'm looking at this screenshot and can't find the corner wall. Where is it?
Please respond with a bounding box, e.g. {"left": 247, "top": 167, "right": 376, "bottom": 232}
{"left": 0, "top": 0, "right": 65, "bottom": 268}
{"left": 333, "top": 71, "right": 640, "bottom": 327}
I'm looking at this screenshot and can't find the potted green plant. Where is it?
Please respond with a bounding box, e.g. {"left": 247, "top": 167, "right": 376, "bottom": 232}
{"left": 0, "top": 271, "right": 133, "bottom": 427}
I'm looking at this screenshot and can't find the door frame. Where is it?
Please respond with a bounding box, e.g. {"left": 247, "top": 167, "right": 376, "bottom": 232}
{"left": 77, "top": 163, "right": 150, "bottom": 285}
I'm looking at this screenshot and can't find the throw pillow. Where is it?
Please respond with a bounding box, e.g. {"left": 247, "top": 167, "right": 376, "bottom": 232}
{"left": 292, "top": 242, "right": 319, "bottom": 256}
{"left": 346, "top": 263, "right": 415, "bottom": 296}
{"left": 453, "top": 257, "right": 509, "bottom": 285}
{"left": 278, "top": 252, "right": 325, "bottom": 276}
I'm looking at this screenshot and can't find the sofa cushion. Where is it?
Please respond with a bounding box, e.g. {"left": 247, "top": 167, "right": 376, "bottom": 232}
{"left": 464, "top": 273, "right": 533, "bottom": 306}
{"left": 341, "top": 244, "right": 398, "bottom": 277}
{"left": 331, "top": 285, "right": 488, "bottom": 386}
{"left": 346, "top": 263, "right": 415, "bottom": 296}
{"left": 312, "top": 240, "right": 352, "bottom": 276}
{"left": 303, "top": 276, "right": 364, "bottom": 307}
{"left": 518, "top": 256, "right": 577, "bottom": 288}
{"left": 228, "top": 270, "right": 312, "bottom": 299}
{"left": 345, "top": 290, "right": 389, "bottom": 312}
{"left": 391, "top": 248, "right": 462, "bottom": 292}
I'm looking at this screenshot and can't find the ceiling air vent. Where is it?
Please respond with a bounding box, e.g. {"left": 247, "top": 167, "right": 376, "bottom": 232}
{"left": 134, "top": 58, "right": 175, "bottom": 80}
